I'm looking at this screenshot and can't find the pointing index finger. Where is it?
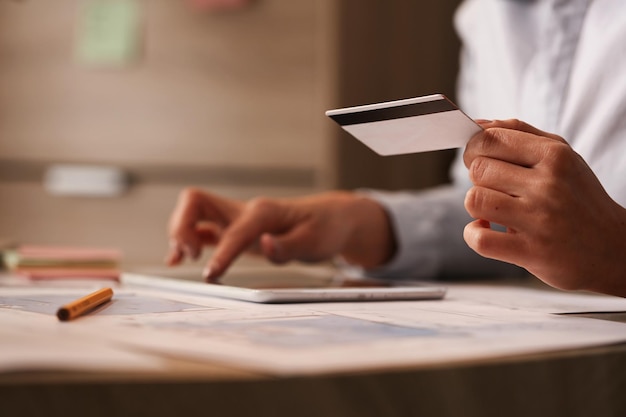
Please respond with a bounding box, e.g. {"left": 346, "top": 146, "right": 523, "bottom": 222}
{"left": 203, "top": 198, "right": 293, "bottom": 281}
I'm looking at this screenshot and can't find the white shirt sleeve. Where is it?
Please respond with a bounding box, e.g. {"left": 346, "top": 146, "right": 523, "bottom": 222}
{"left": 359, "top": 183, "right": 527, "bottom": 280}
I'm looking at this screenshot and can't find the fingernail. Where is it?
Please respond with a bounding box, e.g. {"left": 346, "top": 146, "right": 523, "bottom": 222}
{"left": 202, "top": 266, "right": 212, "bottom": 281}
{"left": 165, "top": 243, "right": 182, "bottom": 266}
{"left": 203, "top": 262, "right": 219, "bottom": 282}
{"left": 475, "top": 119, "right": 493, "bottom": 124}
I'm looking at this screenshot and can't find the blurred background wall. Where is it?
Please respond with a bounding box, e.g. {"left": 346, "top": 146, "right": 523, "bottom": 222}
{"left": 0, "top": 0, "right": 462, "bottom": 267}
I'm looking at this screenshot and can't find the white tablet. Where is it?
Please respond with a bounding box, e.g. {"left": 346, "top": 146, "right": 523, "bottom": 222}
{"left": 122, "top": 268, "right": 446, "bottom": 304}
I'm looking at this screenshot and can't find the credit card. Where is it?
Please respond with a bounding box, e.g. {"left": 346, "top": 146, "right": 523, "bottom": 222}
{"left": 326, "top": 94, "right": 481, "bottom": 156}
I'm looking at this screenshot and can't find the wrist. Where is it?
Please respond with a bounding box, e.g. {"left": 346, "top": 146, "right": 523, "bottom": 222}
{"left": 340, "top": 193, "right": 397, "bottom": 269}
{"left": 589, "top": 204, "right": 626, "bottom": 297}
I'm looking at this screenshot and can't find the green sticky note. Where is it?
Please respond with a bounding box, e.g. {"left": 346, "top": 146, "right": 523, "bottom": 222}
{"left": 76, "top": 0, "right": 142, "bottom": 67}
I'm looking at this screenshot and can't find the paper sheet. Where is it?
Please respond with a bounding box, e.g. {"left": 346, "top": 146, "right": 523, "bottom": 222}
{"left": 0, "top": 309, "right": 164, "bottom": 373}
{"left": 86, "top": 285, "right": 626, "bottom": 375}
{"left": 2, "top": 274, "right": 626, "bottom": 375}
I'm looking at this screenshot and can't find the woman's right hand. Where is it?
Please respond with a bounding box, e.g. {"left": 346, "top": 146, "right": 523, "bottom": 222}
{"left": 166, "top": 188, "right": 396, "bottom": 282}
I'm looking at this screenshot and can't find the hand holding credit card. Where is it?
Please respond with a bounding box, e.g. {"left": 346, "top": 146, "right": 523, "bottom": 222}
{"left": 326, "top": 94, "right": 481, "bottom": 155}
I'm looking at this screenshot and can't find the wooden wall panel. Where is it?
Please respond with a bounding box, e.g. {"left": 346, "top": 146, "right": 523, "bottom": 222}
{"left": 0, "top": 0, "right": 326, "bottom": 170}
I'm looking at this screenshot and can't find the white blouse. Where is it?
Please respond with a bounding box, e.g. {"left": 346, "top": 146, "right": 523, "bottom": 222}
{"left": 367, "top": 0, "right": 626, "bottom": 279}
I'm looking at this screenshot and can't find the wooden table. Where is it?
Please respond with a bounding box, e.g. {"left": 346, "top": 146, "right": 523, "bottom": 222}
{"left": 2, "top": 321, "right": 626, "bottom": 417}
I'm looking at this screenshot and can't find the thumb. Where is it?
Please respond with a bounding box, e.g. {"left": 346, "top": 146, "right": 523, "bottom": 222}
{"left": 261, "top": 225, "right": 325, "bottom": 264}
